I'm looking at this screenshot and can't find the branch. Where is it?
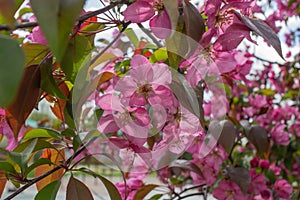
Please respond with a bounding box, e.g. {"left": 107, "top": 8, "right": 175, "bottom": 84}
{"left": 253, "top": 55, "right": 284, "bottom": 65}
{"left": 3, "top": 137, "right": 97, "bottom": 200}
{"left": 137, "top": 23, "right": 163, "bottom": 48}
{"left": 90, "top": 21, "right": 130, "bottom": 66}
{"left": 0, "top": 0, "right": 126, "bottom": 32}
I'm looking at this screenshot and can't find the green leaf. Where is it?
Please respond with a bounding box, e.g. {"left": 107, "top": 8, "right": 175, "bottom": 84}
{"left": 30, "top": 0, "right": 86, "bottom": 63}
{"left": 0, "top": 0, "right": 24, "bottom": 24}
{"left": 134, "top": 184, "right": 158, "bottom": 200}
{"left": 79, "top": 168, "right": 122, "bottom": 200}
{"left": 165, "top": 15, "right": 187, "bottom": 69}
{"left": 22, "top": 128, "right": 61, "bottom": 142}
{"left": 40, "top": 57, "right": 67, "bottom": 99}
{"left": 15, "top": 139, "right": 54, "bottom": 153}
{"left": 0, "top": 35, "right": 25, "bottom": 107}
{"left": 125, "top": 28, "right": 139, "bottom": 48}
{"left": 22, "top": 43, "right": 49, "bottom": 66}
{"left": 35, "top": 180, "right": 61, "bottom": 200}
{"left": 149, "top": 48, "right": 168, "bottom": 63}
{"left": 9, "top": 139, "right": 38, "bottom": 170}
{"left": 25, "top": 158, "right": 53, "bottom": 176}
{"left": 66, "top": 175, "right": 94, "bottom": 200}
{"left": 256, "top": 89, "right": 276, "bottom": 96}
{"left": 61, "top": 35, "right": 92, "bottom": 83}
{"left": 0, "top": 161, "right": 16, "bottom": 174}
{"left": 149, "top": 194, "right": 163, "bottom": 200}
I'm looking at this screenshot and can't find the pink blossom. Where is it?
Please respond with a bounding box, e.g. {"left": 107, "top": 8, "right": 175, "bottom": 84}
{"left": 115, "top": 55, "right": 173, "bottom": 108}
{"left": 248, "top": 95, "right": 268, "bottom": 108}
{"left": 202, "top": 0, "right": 255, "bottom": 50}
{"left": 269, "top": 164, "right": 281, "bottom": 176}
{"left": 270, "top": 124, "right": 289, "bottom": 146}
{"left": 289, "top": 120, "right": 300, "bottom": 137}
{"left": 248, "top": 170, "right": 268, "bottom": 195}
{"left": 123, "top": 0, "right": 171, "bottom": 39}
{"left": 259, "top": 159, "right": 270, "bottom": 170}
{"left": 115, "top": 174, "right": 145, "bottom": 200}
{"left": 212, "top": 180, "right": 245, "bottom": 200}
{"left": 274, "top": 179, "right": 293, "bottom": 199}
{"left": 0, "top": 109, "right": 24, "bottom": 150}
{"left": 26, "top": 16, "right": 48, "bottom": 45}
{"left": 250, "top": 157, "right": 260, "bottom": 168}
{"left": 97, "top": 93, "right": 151, "bottom": 139}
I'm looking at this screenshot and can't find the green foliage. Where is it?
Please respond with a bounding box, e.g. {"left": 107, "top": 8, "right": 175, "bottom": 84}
{"left": 0, "top": 35, "right": 25, "bottom": 107}
{"left": 35, "top": 180, "right": 61, "bottom": 200}
{"left": 30, "top": 0, "right": 86, "bottom": 63}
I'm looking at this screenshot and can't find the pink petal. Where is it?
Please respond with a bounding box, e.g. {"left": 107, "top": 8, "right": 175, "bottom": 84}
{"left": 152, "top": 63, "right": 172, "bottom": 85}
{"left": 132, "top": 107, "right": 150, "bottom": 127}
{"left": 213, "top": 31, "right": 245, "bottom": 52}
{"left": 149, "top": 10, "right": 171, "bottom": 39}
{"left": 115, "top": 76, "right": 137, "bottom": 98}
{"left": 214, "top": 52, "right": 237, "bottom": 73}
{"left": 97, "top": 94, "right": 123, "bottom": 112}
{"left": 97, "top": 112, "right": 120, "bottom": 134}
{"left": 129, "top": 92, "right": 147, "bottom": 106}
{"left": 123, "top": 1, "right": 155, "bottom": 23}
{"left": 109, "top": 137, "right": 130, "bottom": 148}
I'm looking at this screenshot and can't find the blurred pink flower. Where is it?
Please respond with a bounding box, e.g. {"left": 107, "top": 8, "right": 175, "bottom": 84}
{"left": 115, "top": 55, "right": 173, "bottom": 108}
{"left": 123, "top": 0, "right": 171, "bottom": 38}
{"left": 212, "top": 180, "right": 245, "bottom": 200}
{"left": 26, "top": 16, "right": 48, "bottom": 45}
{"left": 0, "top": 109, "right": 24, "bottom": 150}
{"left": 115, "top": 173, "right": 145, "bottom": 200}
{"left": 270, "top": 124, "right": 289, "bottom": 146}
{"left": 274, "top": 179, "right": 293, "bottom": 199}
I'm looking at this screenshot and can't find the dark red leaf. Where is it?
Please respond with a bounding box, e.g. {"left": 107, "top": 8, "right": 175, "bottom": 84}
{"left": 247, "top": 125, "right": 269, "bottom": 155}
{"left": 234, "top": 11, "right": 284, "bottom": 59}
{"left": 183, "top": 0, "right": 205, "bottom": 42}
{"left": 6, "top": 65, "right": 41, "bottom": 138}
{"left": 134, "top": 184, "right": 158, "bottom": 200}
{"left": 66, "top": 176, "right": 94, "bottom": 200}
{"left": 227, "top": 166, "right": 251, "bottom": 194}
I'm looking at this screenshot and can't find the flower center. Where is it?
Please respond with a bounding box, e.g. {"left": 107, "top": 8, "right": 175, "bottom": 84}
{"left": 137, "top": 84, "right": 153, "bottom": 95}
{"left": 154, "top": 1, "right": 164, "bottom": 12}
{"left": 215, "top": 10, "right": 233, "bottom": 28}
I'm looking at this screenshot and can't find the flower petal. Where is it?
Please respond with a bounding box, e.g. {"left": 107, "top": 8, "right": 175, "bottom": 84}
{"left": 149, "top": 10, "right": 172, "bottom": 39}
{"left": 123, "top": 1, "right": 155, "bottom": 23}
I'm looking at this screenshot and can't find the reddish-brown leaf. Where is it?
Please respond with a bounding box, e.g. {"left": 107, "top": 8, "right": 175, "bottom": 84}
{"left": 49, "top": 82, "right": 70, "bottom": 122}
{"left": 35, "top": 149, "right": 65, "bottom": 191}
{"left": 234, "top": 11, "right": 284, "bottom": 59}
{"left": 183, "top": 0, "right": 205, "bottom": 42}
{"left": 0, "top": 171, "right": 7, "bottom": 198}
{"left": 6, "top": 65, "right": 41, "bottom": 138}
{"left": 66, "top": 176, "right": 94, "bottom": 200}
{"left": 134, "top": 184, "right": 158, "bottom": 200}
{"left": 227, "top": 166, "right": 251, "bottom": 194}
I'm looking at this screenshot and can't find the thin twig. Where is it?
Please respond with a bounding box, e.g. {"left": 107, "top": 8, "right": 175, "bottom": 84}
{"left": 137, "top": 23, "right": 163, "bottom": 48}
{"left": 90, "top": 21, "right": 130, "bottom": 66}
{"left": 0, "top": 0, "right": 126, "bottom": 32}
{"left": 3, "top": 137, "right": 97, "bottom": 200}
